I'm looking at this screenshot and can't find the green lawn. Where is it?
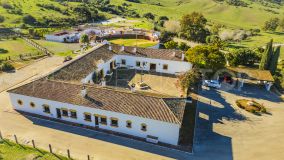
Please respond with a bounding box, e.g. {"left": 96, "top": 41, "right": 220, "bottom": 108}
{"left": 0, "top": 39, "right": 39, "bottom": 60}
{"left": 228, "top": 31, "right": 284, "bottom": 61}
{"left": 0, "top": 139, "right": 69, "bottom": 160}
{"left": 109, "top": 38, "right": 158, "bottom": 48}
{"left": 34, "top": 40, "right": 81, "bottom": 57}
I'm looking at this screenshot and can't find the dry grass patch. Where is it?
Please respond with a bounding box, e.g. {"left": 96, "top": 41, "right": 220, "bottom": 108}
{"left": 236, "top": 99, "right": 267, "bottom": 115}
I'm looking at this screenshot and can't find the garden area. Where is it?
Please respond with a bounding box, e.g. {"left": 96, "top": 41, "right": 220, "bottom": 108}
{"left": 0, "top": 139, "right": 69, "bottom": 160}
{"left": 109, "top": 38, "right": 158, "bottom": 48}
{"left": 236, "top": 99, "right": 267, "bottom": 115}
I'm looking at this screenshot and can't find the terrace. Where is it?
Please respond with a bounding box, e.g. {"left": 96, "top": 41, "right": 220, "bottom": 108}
{"left": 104, "top": 67, "right": 183, "bottom": 97}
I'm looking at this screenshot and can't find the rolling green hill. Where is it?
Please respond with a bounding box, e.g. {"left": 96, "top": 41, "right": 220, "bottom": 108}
{"left": 111, "top": 0, "right": 284, "bottom": 29}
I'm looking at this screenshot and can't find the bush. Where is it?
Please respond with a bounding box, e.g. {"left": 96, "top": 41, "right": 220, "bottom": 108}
{"left": 236, "top": 99, "right": 267, "bottom": 114}
{"left": 1, "top": 62, "right": 15, "bottom": 71}
{"left": 23, "top": 14, "right": 37, "bottom": 25}
{"left": 0, "top": 15, "right": 5, "bottom": 23}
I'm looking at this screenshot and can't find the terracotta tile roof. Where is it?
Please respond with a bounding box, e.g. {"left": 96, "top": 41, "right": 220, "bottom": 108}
{"left": 49, "top": 44, "right": 185, "bottom": 82}
{"left": 8, "top": 80, "right": 186, "bottom": 124}
{"left": 111, "top": 44, "right": 184, "bottom": 61}
{"left": 227, "top": 67, "right": 274, "bottom": 82}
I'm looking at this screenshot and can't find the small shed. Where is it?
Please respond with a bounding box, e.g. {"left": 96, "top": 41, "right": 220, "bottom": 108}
{"left": 227, "top": 67, "right": 274, "bottom": 91}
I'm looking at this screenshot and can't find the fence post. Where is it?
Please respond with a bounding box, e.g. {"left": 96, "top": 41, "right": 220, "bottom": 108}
{"left": 14, "top": 134, "right": 18, "bottom": 144}
{"left": 67, "top": 149, "right": 71, "bottom": 159}
{"left": 87, "top": 155, "right": 90, "bottom": 160}
{"left": 49, "top": 144, "right": 52, "bottom": 153}
{"left": 32, "top": 140, "right": 35, "bottom": 148}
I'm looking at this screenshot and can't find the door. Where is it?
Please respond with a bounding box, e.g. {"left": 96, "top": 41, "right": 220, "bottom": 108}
{"left": 110, "top": 61, "right": 114, "bottom": 71}
{"left": 150, "top": 63, "right": 156, "bottom": 71}
{"left": 56, "top": 108, "right": 61, "bottom": 118}
{"left": 95, "top": 116, "right": 99, "bottom": 126}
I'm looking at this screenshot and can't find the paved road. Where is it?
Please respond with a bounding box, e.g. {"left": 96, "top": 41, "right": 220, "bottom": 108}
{"left": 0, "top": 56, "right": 63, "bottom": 92}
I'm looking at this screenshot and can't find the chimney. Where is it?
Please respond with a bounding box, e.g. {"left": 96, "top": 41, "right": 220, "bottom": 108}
{"left": 101, "top": 78, "right": 106, "bottom": 86}
{"left": 181, "top": 53, "right": 185, "bottom": 61}
{"left": 81, "top": 85, "right": 87, "bottom": 97}
{"left": 108, "top": 45, "right": 112, "bottom": 51}
{"left": 133, "top": 47, "right": 137, "bottom": 53}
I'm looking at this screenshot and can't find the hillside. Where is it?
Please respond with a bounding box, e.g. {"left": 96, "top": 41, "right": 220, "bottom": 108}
{"left": 111, "top": 0, "right": 284, "bottom": 29}
{"left": 0, "top": 0, "right": 283, "bottom": 29}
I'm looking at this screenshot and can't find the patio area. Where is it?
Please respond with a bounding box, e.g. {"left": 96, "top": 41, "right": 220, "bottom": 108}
{"left": 105, "top": 68, "right": 182, "bottom": 97}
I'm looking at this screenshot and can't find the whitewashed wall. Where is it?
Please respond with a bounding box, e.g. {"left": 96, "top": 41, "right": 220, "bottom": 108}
{"left": 83, "top": 54, "right": 192, "bottom": 84}
{"left": 115, "top": 55, "right": 192, "bottom": 74}
{"left": 45, "top": 35, "right": 67, "bottom": 43}
{"left": 9, "top": 93, "right": 181, "bottom": 145}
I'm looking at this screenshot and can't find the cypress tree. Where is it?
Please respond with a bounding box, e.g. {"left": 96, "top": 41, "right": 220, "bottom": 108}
{"left": 259, "top": 39, "right": 274, "bottom": 70}
{"left": 269, "top": 46, "right": 281, "bottom": 74}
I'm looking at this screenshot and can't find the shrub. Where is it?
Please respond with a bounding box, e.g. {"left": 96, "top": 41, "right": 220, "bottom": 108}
{"left": 236, "top": 99, "right": 267, "bottom": 114}
{"left": 0, "top": 15, "right": 5, "bottom": 23}
{"left": 1, "top": 62, "right": 15, "bottom": 71}
{"left": 23, "top": 14, "right": 37, "bottom": 25}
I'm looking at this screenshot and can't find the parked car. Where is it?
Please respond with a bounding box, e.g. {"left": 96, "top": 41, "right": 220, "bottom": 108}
{"left": 204, "top": 80, "right": 221, "bottom": 89}
{"left": 63, "top": 56, "right": 72, "bottom": 62}
{"left": 219, "top": 76, "right": 233, "bottom": 84}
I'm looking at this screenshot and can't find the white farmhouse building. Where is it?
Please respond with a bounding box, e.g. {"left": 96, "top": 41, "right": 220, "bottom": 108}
{"left": 45, "top": 31, "right": 80, "bottom": 43}
{"left": 8, "top": 44, "right": 193, "bottom": 147}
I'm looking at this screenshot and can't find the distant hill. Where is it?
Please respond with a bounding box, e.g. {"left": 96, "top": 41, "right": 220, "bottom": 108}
{"left": 0, "top": 0, "right": 283, "bottom": 29}
{"left": 111, "top": 0, "right": 284, "bottom": 29}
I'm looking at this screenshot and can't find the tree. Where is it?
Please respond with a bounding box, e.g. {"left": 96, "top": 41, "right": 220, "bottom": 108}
{"left": 177, "top": 68, "right": 201, "bottom": 93}
{"left": 158, "top": 16, "right": 169, "bottom": 21}
{"left": 178, "top": 42, "right": 190, "bottom": 51}
{"left": 279, "top": 18, "right": 284, "bottom": 31}
{"left": 143, "top": 12, "right": 155, "bottom": 20}
{"left": 186, "top": 45, "right": 226, "bottom": 70}
{"left": 164, "top": 20, "right": 181, "bottom": 33}
{"left": 0, "top": 62, "right": 15, "bottom": 71}
{"left": 269, "top": 46, "right": 281, "bottom": 74}
{"left": 259, "top": 39, "right": 274, "bottom": 70}
{"left": 227, "top": 48, "right": 260, "bottom": 67}
{"left": 263, "top": 18, "right": 279, "bottom": 31}
{"left": 206, "top": 35, "right": 226, "bottom": 49}
{"left": 180, "top": 12, "right": 210, "bottom": 43}
{"left": 164, "top": 41, "right": 178, "bottom": 49}
{"left": 80, "top": 34, "right": 89, "bottom": 45}
{"left": 23, "top": 14, "right": 37, "bottom": 25}
{"left": 0, "top": 15, "right": 5, "bottom": 23}
{"left": 210, "top": 23, "right": 222, "bottom": 35}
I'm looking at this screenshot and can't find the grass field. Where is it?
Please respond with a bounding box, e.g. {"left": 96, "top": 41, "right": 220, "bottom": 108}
{"left": 34, "top": 40, "right": 80, "bottom": 57}
{"left": 0, "top": 139, "right": 68, "bottom": 160}
{"left": 0, "top": 39, "right": 38, "bottom": 59}
{"left": 109, "top": 38, "right": 158, "bottom": 48}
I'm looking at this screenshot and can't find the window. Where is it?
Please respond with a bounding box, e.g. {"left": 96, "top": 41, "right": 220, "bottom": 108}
{"left": 84, "top": 113, "right": 92, "bottom": 122}
{"left": 163, "top": 64, "right": 168, "bottom": 70}
{"left": 100, "top": 116, "right": 107, "bottom": 125}
{"left": 136, "top": 61, "right": 141, "bottom": 67}
{"left": 30, "top": 102, "right": 35, "bottom": 108}
{"left": 43, "top": 104, "right": 50, "bottom": 113}
{"left": 141, "top": 123, "right": 147, "bottom": 131}
{"left": 126, "top": 120, "right": 132, "bottom": 128}
{"left": 70, "top": 110, "right": 77, "bottom": 119}
{"left": 111, "top": 118, "right": 118, "bottom": 127}
{"left": 17, "top": 100, "right": 23, "bottom": 105}
{"left": 121, "top": 59, "right": 126, "bottom": 65}
{"left": 62, "top": 109, "right": 68, "bottom": 117}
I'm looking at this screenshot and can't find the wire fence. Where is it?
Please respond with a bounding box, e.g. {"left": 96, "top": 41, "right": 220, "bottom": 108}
{"left": 0, "top": 130, "right": 93, "bottom": 160}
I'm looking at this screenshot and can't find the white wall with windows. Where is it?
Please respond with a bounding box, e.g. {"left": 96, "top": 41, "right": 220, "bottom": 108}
{"left": 9, "top": 93, "right": 181, "bottom": 145}
{"left": 82, "top": 54, "right": 192, "bottom": 84}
